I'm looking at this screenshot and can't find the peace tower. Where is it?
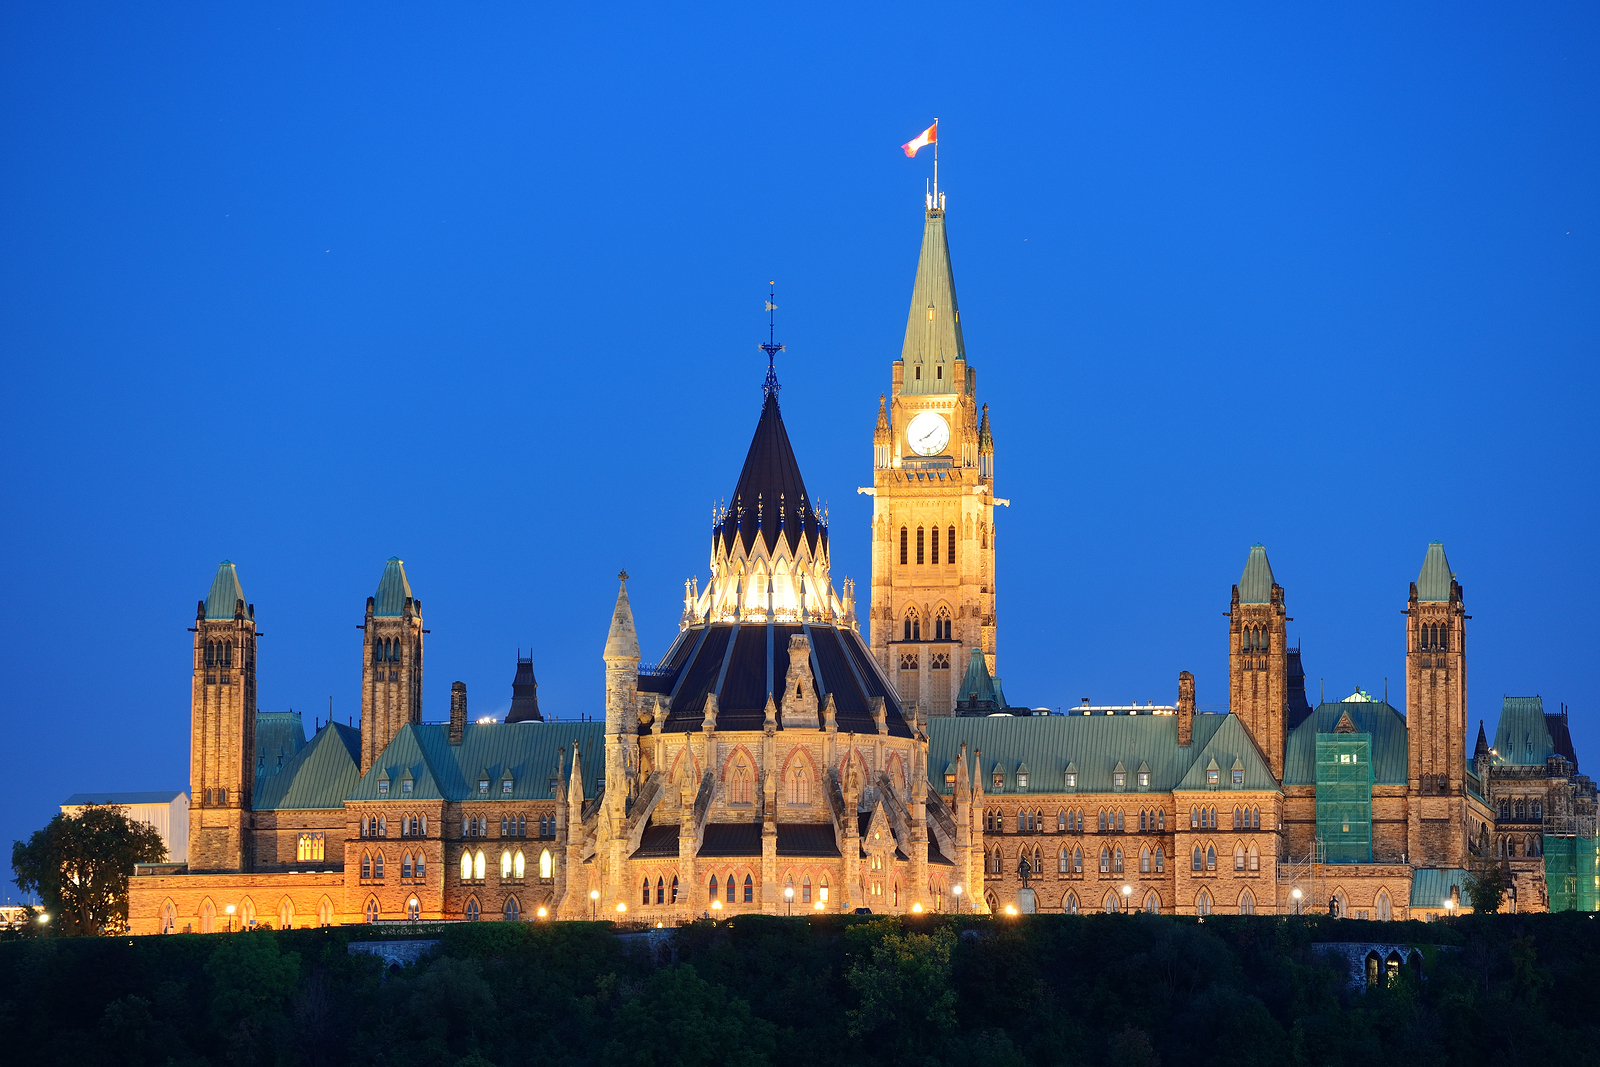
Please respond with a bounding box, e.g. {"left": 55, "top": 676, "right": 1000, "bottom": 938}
{"left": 866, "top": 190, "right": 1000, "bottom": 717}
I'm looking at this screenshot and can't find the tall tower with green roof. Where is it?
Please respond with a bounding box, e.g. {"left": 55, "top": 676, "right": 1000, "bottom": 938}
{"left": 1228, "top": 544, "right": 1288, "bottom": 781}
{"left": 360, "top": 558, "right": 425, "bottom": 775}
{"left": 1405, "top": 541, "right": 1470, "bottom": 867}
{"left": 868, "top": 192, "right": 998, "bottom": 717}
{"left": 188, "top": 560, "right": 257, "bottom": 871}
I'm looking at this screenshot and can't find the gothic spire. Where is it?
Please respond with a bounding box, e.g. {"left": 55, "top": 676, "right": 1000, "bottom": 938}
{"left": 900, "top": 200, "right": 965, "bottom": 391}
{"left": 603, "top": 571, "right": 641, "bottom": 663}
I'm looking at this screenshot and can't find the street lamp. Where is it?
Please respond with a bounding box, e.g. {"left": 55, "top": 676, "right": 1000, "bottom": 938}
{"left": 589, "top": 889, "right": 599, "bottom": 920}
{"left": 911, "top": 902, "right": 923, "bottom": 914}
{"left": 952, "top": 884, "right": 962, "bottom": 914}
{"left": 784, "top": 885, "right": 794, "bottom": 916}
{"left": 813, "top": 900, "right": 823, "bottom": 912}
{"left": 1004, "top": 904, "right": 1018, "bottom": 916}
{"left": 1121, "top": 885, "right": 1132, "bottom": 914}
{"left": 1291, "top": 888, "right": 1302, "bottom": 916}
{"left": 712, "top": 899, "right": 722, "bottom": 913}
{"left": 225, "top": 904, "right": 236, "bottom": 933}
{"left": 616, "top": 902, "right": 627, "bottom": 916}
{"left": 36, "top": 913, "right": 49, "bottom": 927}
{"left": 536, "top": 906, "right": 547, "bottom": 920}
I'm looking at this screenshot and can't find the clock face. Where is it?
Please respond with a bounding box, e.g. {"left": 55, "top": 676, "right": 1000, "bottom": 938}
{"left": 905, "top": 410, "right": 951, "bottom": 457}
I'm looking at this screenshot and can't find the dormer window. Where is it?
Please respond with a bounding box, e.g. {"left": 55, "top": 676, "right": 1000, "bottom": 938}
{"left": 1231, "top": 768, "right": 1244, "bottom": 787}
{"left": 478, "top": 779, "right": 490, "bottom": 794}
{"left": 992, "top": 772, "right": 1004, "bottom": 792}
{"left": 401, "top": 778, "right": 413, "bottom": 794}
{"left": 1113, "top": 772, "right": 1126, "bottom": 792}
{"left": 378, "top": 779, "right": 390, "bottom": 795}
{"left": 1065, "top": 768, "right": 1077, "bottom": 789}
{"left": 1016, "top": 767, "right": 1029, "bottom": 792}
{"left": 1207, "top": 768, "right": 1219, "bottom": 788}
{"left": 501, "top": 777, "right": 514, "bottom": 794}
{"left": 1137, "top": 771, "right": 1149, "bottom": 790}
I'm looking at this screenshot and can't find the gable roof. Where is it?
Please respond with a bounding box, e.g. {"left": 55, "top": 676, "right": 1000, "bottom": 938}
{"left": 1284, "top": 701, "right": 1409, "bottom": 786}
{"left": 925, "top": 713, "right": 1249, "bottom": 795}
{"left": 1175, "top": 715, "right": 1278, "bottom": 790}
{"left": 373, "top": 558, "right": 414, "bottom": 617}
{"left": 1493, "top": 696, "right": 1556, "bottom": 766}
{"left": 347, "top": 721, "right": 605, "bottom": 803}
{"left": 252, "top": 722, "right": 362, "bottom": 811}
{"left": 1416, "top": 542, "right": 1455, "bottom": 602}
{"left": 204, "top": 561, "right": 245, "bottom": 620}
{"left": 1238, "top": 544, "right": 1276, "bottom": 605}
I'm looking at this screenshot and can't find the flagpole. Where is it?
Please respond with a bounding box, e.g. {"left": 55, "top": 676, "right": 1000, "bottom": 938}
{"left": 933, "top": 118, "right": 939, "bottom": 206}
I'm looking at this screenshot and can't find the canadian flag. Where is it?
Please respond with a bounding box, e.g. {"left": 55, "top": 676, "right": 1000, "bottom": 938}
{"left": 901, "top": 121, "right": 937, "bottom": 158}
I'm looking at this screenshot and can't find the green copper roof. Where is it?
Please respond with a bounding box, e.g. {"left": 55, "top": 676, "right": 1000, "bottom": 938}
{"left": 204, "top": 561, "right": 245, "bottom": 620}
{"left": 347, "top": 721, "right": 605, "bottom": 803}
{"left": 1174, "top": 716, "right": 1278, "bottom": 790}
{"left": 254, "top": 713, "right": 307, "bottom": 779}
{"left": 1409, "top": 867, "right": 1471, "bottom": 909}
{"left": 252, "top": 723, "right": 361, "bottom": 811}
{"left": 373, "top": 557, "right": 414, "bottom": 617}
{"left": 900, "top": 205, "right": 966, "bottom": 393}
{"left": 1284, "top": 701, "right": 1409, "bottom": 786}
{"left": 1492, "top": 696, "right": 1555, "bottom": 766}
{"left": 925, "top": 713, "right": 1255, "bottom": 795}
{"left": 1238, "top": 544, "right": 1275, "bottom": 604}
{"left": 958, "top": 647, "right": 996, "bottom": 705}
{"left": 1416, "top": 542, "right": 1455, "bottom": 602}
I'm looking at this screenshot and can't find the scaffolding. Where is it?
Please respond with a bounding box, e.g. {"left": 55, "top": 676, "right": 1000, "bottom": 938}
{"left": 1315, "top": 734, "right": 1374, "bottom": 864}
{"left": 1277, "top": 837, "right": 1328, "bottom": 915}
{"left": 1544, "top": 813, "right": 1599, "bottom": 913}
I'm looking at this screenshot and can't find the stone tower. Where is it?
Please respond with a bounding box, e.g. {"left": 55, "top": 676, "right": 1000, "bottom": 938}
{"left": 868, "top": 191, "right": 998, "bottom": 717}
{"left": 1406, "top": 541, "right": 1469, "bottom": 866}
{"left": 360, "top": 557, "right": 424, "bottom": 775}
{"left": 188, "top": 561, "right": 257, "bottom": 872}
{"left": 1228, "top": 545, "right": 1288, "bottom": 781}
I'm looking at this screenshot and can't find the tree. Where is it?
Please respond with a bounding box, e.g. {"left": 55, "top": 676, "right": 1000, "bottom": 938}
{"left": 11, "top": 804, "right": 165, "bottom": 936}
{"left": 1465, "top": 861, "right": 1505, "bottom": 914}
{"left": 845, "top": 921, "right": 958, "bottom": 1065}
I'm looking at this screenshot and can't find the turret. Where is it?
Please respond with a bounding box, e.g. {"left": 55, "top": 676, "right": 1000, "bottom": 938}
{"left": 360, "top": 557, "right": 424, "bottom": 775}
{"left": 1228, "top": 545, "right": 1287, "bottom": 781}
{"left": 188, "top": 560, "right": 258, "bottom": 872}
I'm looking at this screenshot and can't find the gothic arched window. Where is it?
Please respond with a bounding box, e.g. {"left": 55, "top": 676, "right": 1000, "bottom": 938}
{"left": 916, "top": 526, "right": 925, "bottom": 565}
{"left": 900, "top": 527, "right": 908, "bottom": 565}
{"left": 743, "top": 874, "right": 754, "bottom": 903}
{"left": 931, "top": 526, "right": 939, "bottom": 563}
{"left": 947, "top": 526, "right": 956, "bottom": 564}
{"left": 1140, "top": 845, "right": 1150, "bottom": 873}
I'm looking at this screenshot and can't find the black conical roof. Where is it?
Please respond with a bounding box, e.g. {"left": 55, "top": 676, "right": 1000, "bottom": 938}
{"left": 505, "top": 655, "right": 542, "bottom": 723}
{"left": 720, "top": 390, "right": 824, "bottom": 556}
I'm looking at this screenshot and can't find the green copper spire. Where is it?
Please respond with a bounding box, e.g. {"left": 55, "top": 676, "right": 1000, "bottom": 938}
{"left": 372, "top": 557, "right": 414, "bottom": 617}
{"left": 204, "top": 560, "right": 245, "bottom": 620}
{"left": 1238, "top": 544, "right": 1276, "bottom": 605}
{"left": 900, "top": 202, "right": 965, "bottom": 394}
{"left": 1416, "top": 541, "right": 1454, "bottom": 602}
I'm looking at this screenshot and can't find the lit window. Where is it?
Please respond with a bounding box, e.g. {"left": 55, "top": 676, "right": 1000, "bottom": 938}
{"left": 1138, "top": 771, "right": 1149, "bottom": 789}
{"left": 1065, "top": 771, "right": 1077, "bottom": 789}
{"left": 501, "top": 851, "right": 512, "bottom": 878}
{"left": 1113, "top": 772, "right": 1126, "bottom": 792}
{"left": 474, "top": 850, "right": 486, "bottom": 880}
{"left": 297, "top": 832, "right": 325, "bottom": 863}
{"left": 1017, "top": 771, "right": 1029, "bottom": 792}
{"left": 460, "top": 851, "right": 472, "bottom": 880}
{"left": 514, "top": 851, "right": 525, "bottom": 878}
{"left": 540, "top": 849, "right": 552, "bottom": 878}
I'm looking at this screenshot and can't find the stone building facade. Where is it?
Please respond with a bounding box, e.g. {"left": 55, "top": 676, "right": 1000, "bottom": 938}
{"left": 128, "top": 191, "right": 1586, "bottom": 932}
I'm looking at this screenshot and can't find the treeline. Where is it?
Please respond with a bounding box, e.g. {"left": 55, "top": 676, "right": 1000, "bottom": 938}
{"left": 0, "top": 912, "right": 1596, "bottom": 1067}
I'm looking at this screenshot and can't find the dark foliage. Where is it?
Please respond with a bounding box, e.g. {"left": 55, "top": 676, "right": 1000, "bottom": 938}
{"left": 1, "top": 913, "right": 1598, "bottom": 1067}
{"left": 11, "top": 805, "right": 167, "bottom": 936}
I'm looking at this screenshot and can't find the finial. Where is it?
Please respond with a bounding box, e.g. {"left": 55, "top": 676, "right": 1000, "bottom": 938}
{"left": 618, "top": 570, "right": 629, "bottom": 582}
{"left": 760, "top": 280, "right": 784, "bottom": 399}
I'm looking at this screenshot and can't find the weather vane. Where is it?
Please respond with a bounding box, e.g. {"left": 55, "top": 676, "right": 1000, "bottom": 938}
{"left": 760, "top": 280, "right": 784, "bottom": 398}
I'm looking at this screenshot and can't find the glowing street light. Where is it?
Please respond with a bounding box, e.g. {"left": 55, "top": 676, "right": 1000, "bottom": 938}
{"left": 911, "top": 902, "right": 923, "bottom": 914}
{"left": 1121, "top": 885, "right": 1132, "bottom": 913}
{"left": 616, "top": 902, "right": 627, "bottom": 915}
{"left": 952, "top": 884, "right": 962, "bottom": 915}
{"left": 536, "top": 906, "right": 548, "bottom": 920}
{"left": 1291, "top": 887, "right": 1302, "bottom": 916}
{"left": 224, "top": 904, "right": 236, "bottom": 933}
{"left": 784, "top": 885, "right": 794, "bottom": 916}
{"left": 36, "top": 913, "right": 49, "bottom": 926}
{"left": 813, "top": 900, "right": 824, "bottom": 911}
{"left": 1004, "top": 904, "right": 1018, "bottom": 916}
{"left": 589, "top": 889, "right": 599, "bottom": 920}
{"left": 711, "top": 899, "right": 722, "bottom": 912}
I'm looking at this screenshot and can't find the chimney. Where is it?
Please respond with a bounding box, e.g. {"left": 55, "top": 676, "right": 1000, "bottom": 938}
{"left": 450, "top": 681, "right": 467, "bottom": 745}
{"left": 1177, "top": 671, "right": 1195, "bottom": 746}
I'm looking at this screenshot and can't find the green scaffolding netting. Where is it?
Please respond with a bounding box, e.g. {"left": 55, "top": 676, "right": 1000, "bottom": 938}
{"left": 1316, "top": 734, "right": 1373, "bottom": 864}
{"left": 1544, "top": 835, "right": 1600, "bottom": 912}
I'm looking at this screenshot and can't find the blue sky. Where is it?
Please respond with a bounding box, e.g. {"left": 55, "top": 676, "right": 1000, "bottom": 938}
{"left": 2, "top": 3, "right": 1596, "bottom": 871}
